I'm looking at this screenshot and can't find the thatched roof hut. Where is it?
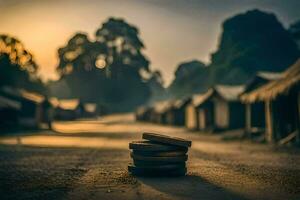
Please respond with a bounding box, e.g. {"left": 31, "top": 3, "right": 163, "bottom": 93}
{"left": 241, "top": 71, "right": 283, "bottom": 135}
{"left": 241, "top": 59, "right": 300, "bottom": 103}
{"left": 241, "top": 58, "right": 300, "bottom": 144}
{"left": 55, "top": 99, "right": 84, "bottom": 120}
{"left": 151, "top": 100, "right": 174, "bottom": 124}
{"left": 166, "top": 97, "right": 192, "bottom": 126}
{"left": 243, "top": 71, "right": 283, "bottom": 94}
{"left": 211, "top": 85, "right": 246, "bottom": 130}
{"left": 0, "top": 87, "right": 49, "bottom": 128}
{"left": 185, "top": 90, "right": 213, "bottom": 130}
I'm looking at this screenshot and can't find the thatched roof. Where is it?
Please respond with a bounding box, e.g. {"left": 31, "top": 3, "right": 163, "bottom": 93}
{"left": 153, "top": 100, "right": 173, "bottom": 114}
{"left": 214, "top": 85, "right": 245, "bottom": 101}
{"left": 256, "top": 71, "right": 283, "bottom": 80}
{"left": 191, "top": 89, "right": 213, "bottom": 107}
{"left": 19, "top": 89, "right": 45, "bottom": 103}
{"left": 243, "top": 71, "right": 283, "bottom": 93}
{"left": 58, "top": 99, "right": 80, "bottom": 110}
{"left": 241, "top": 58, "right": 300, "bottom": 103}
{"left": 0, "top": 87, "right": 45, "bottom": 104}
{"left": 172, "top": 97, "right": 191, "bottom": 109}
{"left": 49, "top": 97, "right": 60, "bottom": 108}
{"left": 0, "top": 95, "right": 21, "bottom": 110}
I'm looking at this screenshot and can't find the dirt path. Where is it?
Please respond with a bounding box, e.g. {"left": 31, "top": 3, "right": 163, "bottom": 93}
{"left": 0, "top": 114, "right": 299, "bottom": 200}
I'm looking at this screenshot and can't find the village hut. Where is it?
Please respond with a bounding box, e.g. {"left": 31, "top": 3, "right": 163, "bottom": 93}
{"left": 151, "top": 100, "right": 173, "bottom": 124}
{"left": 82, "top": 103, "right": 98, "bottom": 118}
{"left": 55, "top": 99, "right": 84, "bottom": 120}
{"left": 0, "top": 87, "right": 48, "bottom": 128}
{"left": 135, "top": 106, "right": 153, "bottom": 122}
{"left": 185, "top": 90, "right": 213, "bottom": 130}
{"left": 241, "top": 59, "right": 300, "bottom": 144}
{"left": 241, "top": 71, "right": 283, "bottom": 135}
{"left": 165, "top": 98, "right": 191, "bottom": 126}
{"left": 211, "top": 85, "right": 246, "bottom": 131}
{"left": 0, "top": 95, "right": 21, "bottom": 129}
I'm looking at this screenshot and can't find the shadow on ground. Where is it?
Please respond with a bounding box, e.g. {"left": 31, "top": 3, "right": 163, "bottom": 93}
{"left": 138, "top": 174, "right": 249, "bottom": 200}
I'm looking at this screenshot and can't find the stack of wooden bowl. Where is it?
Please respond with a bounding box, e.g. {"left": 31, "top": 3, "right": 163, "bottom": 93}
{"left": 128, "top": 132, "right": 192, "bottom": 177}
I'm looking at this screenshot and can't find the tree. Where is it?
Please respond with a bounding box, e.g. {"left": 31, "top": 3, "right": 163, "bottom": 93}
{"left": 95, "top": 18, "right": 149, "bottom": 77}
{"left": 57, "top": 33, "right": 107, "bottom": 76}
{"left": 0, "top": 34, "right": 44, "bottom": 92}
{"left": 168, "top": 60, "right": 210, "bottom": 98}
{"left": 209, "top": 9, "right": 300, "bottom": 84}
{"left": 53, "top": 18, "right": 151, "bottom": 112}
{"left": 145, "top": 70, "right": 167, "bottom": 104}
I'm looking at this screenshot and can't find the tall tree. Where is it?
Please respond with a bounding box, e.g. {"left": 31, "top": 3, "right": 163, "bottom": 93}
{"left": 168, "top": 60, "right": 209, "bottom": 98}
{"left": 210, "top": 9, "right": 300, "bottom": 84}
{"left": 0, "top": 34, "right": 44, "bottom": 92}
{"left": 95, "top": 18, "right": 149, "bottom": 77}
{"left": 53, "top": 18, "right": 151, "bottom": 112}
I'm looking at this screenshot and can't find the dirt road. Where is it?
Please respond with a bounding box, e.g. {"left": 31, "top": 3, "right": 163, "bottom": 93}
{"left": 0, "top": 114, "right": 299, "bottom": 200}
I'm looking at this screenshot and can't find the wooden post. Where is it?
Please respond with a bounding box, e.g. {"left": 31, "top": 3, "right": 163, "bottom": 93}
{"left": 265, "top": 100, "right": 274, "bottom": 143}
{"left": 245, "top": 103, "right": 252, "bottom": 135}
{"left": 297, "top": 91, "right": 300, "bottom": 144}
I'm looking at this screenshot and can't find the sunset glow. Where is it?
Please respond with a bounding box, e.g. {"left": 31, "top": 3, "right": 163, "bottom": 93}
{"left": 1, "top": 0, "right": 299, "bottom": 85}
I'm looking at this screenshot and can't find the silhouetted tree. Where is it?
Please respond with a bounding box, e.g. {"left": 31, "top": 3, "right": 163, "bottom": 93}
{"left": 210, "top": 9, "right": 300, "bottom": 84}
{"left": 53, "top": 18, "right": 151, "bottom": 112}
{"left": 168, "top": 60, "right": 210, "bottom": 98}
{"left": 0, "top": 34, "right": 44, "bottom": 92}
{"left": 146, "top": 70, "right": 167, "bottom": 104}
{"left": 95, "top": 18, "right": 149, "bottom": 77}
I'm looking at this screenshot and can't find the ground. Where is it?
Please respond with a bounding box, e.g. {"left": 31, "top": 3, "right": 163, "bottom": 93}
{"left": 0, "top": 114, "right": 299, "bottom": 200}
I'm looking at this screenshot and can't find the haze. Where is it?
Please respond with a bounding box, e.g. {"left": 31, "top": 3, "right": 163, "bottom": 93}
{"left": 0, "top": 0, "right": 299, "bottom": 86}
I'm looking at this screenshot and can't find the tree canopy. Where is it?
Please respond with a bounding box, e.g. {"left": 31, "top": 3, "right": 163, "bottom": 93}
{"left": 210, "top": 9, "right": 299, "bottom": 84}
{"left": 0, "top": 34, "right": 44, "bottom": 92}
{"left": 52, "top": 18, "right": 152, "bottom": 112}
{"left": 168, "top": 60, "right": 209, "bottom": 98}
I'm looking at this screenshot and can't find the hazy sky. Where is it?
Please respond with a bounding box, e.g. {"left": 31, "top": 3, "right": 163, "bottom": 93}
{"left": 0, "top": 0, "right": 299, "bottom": 86}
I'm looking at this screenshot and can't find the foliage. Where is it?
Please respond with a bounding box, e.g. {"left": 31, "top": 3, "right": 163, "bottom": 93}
{"left": 53, "top": 18, "right": 152, "bottom": 112}
{"left": 0, "top": 34, "right": 44, "bottom": 93}
{"left": 209, "top": 9, "right": 299, "bottom": 84}
{"left": 168, "top": 60, "right": 210, "bottom": 98}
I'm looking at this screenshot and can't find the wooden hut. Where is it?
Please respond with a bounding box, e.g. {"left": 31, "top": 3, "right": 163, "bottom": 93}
{"left": 0, "top": 87, "right": 48, "bottom": 128}
{"left": 211, "top": 85, "right": 246, "bottom": 131}
{"left": 151, "top": 100, "right": 173, "bottom": 124}
{"left": 135, "top": 106, "right": 153, "bottom": 122}
{"left": 165, "top": 98, "right": 191, "bottom": 126}
{"left": 241, "top": 72, "right": 283, "bottom": 135}
{"left": 185, "top": 90, "right": 213, "bottom": 130}
{"left": 55, "top": 99, "right": 84, "bottom": 120}
{"left": 241, "top": 59, "right": 300, "bottom": 144}
{"left": 83, "top": 103, "right": 98, "bottom": 118}
{"left": 0, "top": 95, "right": 21, "bottom": 128}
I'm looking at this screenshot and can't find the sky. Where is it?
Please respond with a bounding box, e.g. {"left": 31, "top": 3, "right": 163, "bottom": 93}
{"left": 0, "top": 0, "right": 299, "bottom": 86}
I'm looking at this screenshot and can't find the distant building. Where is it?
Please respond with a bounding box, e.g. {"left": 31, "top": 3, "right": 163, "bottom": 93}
{"left": 135, "top": 106, "right": 153, "bottom": 122}
{"left": 151, "top": 100, "right": 173, "bottom": 124}
{"left": 0, "top": 95, "right": 21, "bottom": 128}
{"left": 185, "top": 85, "right": 245, "bottom": 132}
{"left": 185, "top": 90, "right": 213, "bottom": 130}
{"left": 241, "top": 59, "right": 300, "bottom": 144}
{"left": 165, "top": 98, "right": 191, "bottom": 126}
{"left": 0, "top": 87, "right": 49, "bottom": 128}
{"left": 211, "top": 85, "right": 246, "bottom": 131}
{"left": 55, "top": 99, "right": 84, "bottom": 120}
{"left": 83, "top": 103, "right": 98, "bottom": 118}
